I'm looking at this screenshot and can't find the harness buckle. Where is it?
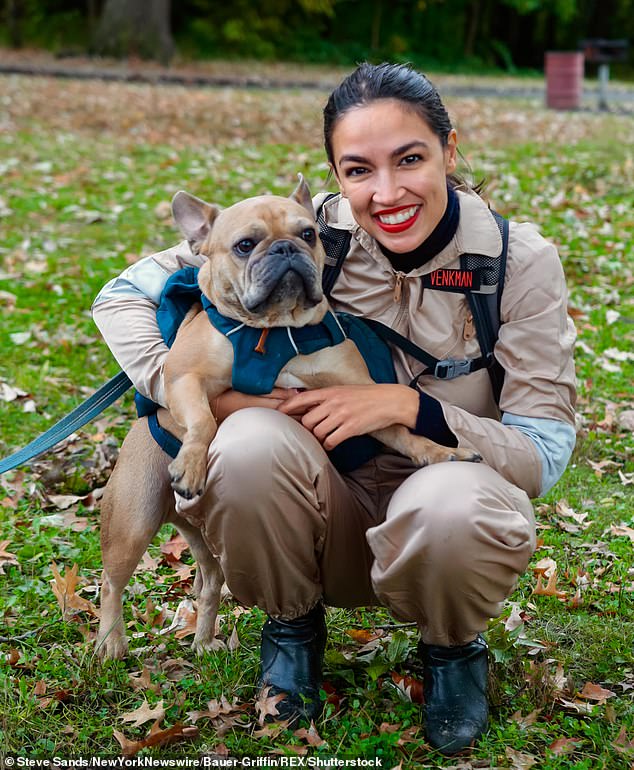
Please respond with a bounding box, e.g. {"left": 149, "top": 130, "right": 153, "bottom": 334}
{"left": 434, "top": 358, "right": 473, "bottom": 380}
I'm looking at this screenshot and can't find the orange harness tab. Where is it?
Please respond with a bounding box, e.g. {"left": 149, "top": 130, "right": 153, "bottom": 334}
{"left": 254, "top": 328, "right": 270, "bottom": 354}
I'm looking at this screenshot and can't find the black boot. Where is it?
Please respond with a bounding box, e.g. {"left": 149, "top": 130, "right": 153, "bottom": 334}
{"left": 419, "top": 635, "right": 489, "bottom": 755}
{"left": 259, "top": 603, "right": 326, "bottom": 725}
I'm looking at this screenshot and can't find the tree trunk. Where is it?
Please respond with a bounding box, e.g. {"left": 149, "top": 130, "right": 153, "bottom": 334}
{"left": 371, "top": 0, "right": 383, "bottom": 50}
{"left": 5, "top": 0, "right": 23, "bottom": 48}
{"left": 464, "top": 0, "right": 481, "bottom": 58}
{"left": 94, "top": 0, "right": 174, "bottom": 64}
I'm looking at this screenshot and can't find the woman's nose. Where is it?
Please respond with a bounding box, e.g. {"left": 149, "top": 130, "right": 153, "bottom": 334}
{"left": 372, "top": 170, "right": 402, "bottom": 206}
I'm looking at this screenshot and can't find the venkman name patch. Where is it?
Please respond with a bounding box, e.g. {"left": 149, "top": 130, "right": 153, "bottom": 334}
{"left": 422, "top": 269, "right": 481, "bottom": 292}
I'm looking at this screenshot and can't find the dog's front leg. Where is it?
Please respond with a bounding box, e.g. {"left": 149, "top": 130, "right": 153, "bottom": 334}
{"left": 167, "top": 373, "right": 220, "bottom": 500}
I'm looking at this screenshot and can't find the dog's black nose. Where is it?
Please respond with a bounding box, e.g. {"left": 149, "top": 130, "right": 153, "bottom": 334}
{"left": 267, "top": 240, "right": 300, "bottom": 259}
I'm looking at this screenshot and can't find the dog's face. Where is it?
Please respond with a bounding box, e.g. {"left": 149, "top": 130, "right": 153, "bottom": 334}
{"left": 171, "top": 176, "right": 329, "bottom": 328}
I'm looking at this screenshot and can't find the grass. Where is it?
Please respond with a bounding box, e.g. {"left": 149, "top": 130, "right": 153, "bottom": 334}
{"left": 0, "top": 72, "right": 633, "bottom": 767}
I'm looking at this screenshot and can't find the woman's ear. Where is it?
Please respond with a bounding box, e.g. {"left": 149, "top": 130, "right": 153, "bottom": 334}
{"left": 445, "top": 129, "right": 458, "bottom": 174}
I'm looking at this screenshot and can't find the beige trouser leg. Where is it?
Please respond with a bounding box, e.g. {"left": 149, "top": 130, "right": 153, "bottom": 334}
{"left": 366, "top": 461, "right": 536, "bottom": 646}
{"left": 195, "top": 408, "right": 536, "bottom": 641}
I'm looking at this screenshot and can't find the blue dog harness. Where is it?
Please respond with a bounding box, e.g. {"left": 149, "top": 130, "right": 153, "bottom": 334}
{"left": 200, "top": 294, "right": 346, "bottom": 395}
{"left": 137, "top": 267, "right": 397, "bottom": 473}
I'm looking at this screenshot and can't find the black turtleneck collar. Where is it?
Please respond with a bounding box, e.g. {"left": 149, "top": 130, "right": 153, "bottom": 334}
{"left": 379, "top": 185, "right": 460, "bottom": 273}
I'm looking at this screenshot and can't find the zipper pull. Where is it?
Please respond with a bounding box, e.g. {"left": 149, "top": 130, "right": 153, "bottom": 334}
{"left": 463, "top": 312, "right": 475, "bottom": 341}
{"left": 393, "top": 272, "right": 404, "bottom": 303}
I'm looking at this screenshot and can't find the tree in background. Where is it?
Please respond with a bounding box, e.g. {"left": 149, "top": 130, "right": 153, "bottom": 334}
{"left": 93, "top": 0, "right": 173, "bottom": 63}
{"left": 0, "top": 0, "right": 631, "bottom": 73}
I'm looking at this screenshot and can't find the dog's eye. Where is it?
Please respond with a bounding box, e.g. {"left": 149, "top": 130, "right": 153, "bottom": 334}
{"left": 234, "top": 238, "right": 255, "bottom": 257}
{"left": 300, "top": 228, "right": 316, "bottom": 245}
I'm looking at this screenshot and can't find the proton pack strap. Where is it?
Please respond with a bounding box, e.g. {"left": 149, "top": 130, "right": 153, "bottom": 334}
{"left": 317, "top": 193, "right": 352, "bottom": 297}
{"left": 462, "top": 210, "right": 509, "bottom": 403}
{"left": 363, "top": 318, "right": 489, "bottom": 381}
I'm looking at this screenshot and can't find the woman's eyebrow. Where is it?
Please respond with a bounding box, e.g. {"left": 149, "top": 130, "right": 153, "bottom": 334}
{"left": 339, "top": 140, "right": 429, "bottom": 166}
{"left": 391, "top": 140, "right": 429, "bottom": 157}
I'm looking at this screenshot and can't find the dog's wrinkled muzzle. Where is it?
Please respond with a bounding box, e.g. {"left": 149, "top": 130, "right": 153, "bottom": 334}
{"left": 243, "top": 240, "right": 323, "bottom": 313}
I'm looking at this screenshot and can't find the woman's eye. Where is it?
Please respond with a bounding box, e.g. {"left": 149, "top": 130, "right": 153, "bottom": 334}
{"left": 300, "top": 228, "right": 316, "bottom": 245}
{"left": 234, "top": 238, "right": 255, "bottom": 256}
{"left": 345, "top": 167, "right": 368, "bottom": 178}
{"left": 400, "top": 154, "right": 422, "bottom": 165}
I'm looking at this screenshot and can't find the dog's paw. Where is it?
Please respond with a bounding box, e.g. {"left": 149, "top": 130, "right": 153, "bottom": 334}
{"left": 449, "top": 448, "right": 482, "bottom": 463}
{"left": 95, "top": 633, "right": 129, "bottom": 661}
{"left": 169, "top": 450, "right": 207, "bottom": 500}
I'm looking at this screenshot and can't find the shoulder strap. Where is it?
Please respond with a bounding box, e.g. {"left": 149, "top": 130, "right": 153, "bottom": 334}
{"left": 317, "top": 193, "right": 352, "bottom": 297}
{"left": 461, "top": 211, "right": 509, "bottom": 404}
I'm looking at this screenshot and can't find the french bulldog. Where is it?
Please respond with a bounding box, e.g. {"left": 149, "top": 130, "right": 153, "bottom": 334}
{"left": 96, "top": 176, "right": 480, "bottom": 660}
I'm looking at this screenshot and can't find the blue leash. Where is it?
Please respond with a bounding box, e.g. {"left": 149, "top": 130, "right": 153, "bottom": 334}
{"left": 0, "top": 370, "right": 133, "bottom": 475}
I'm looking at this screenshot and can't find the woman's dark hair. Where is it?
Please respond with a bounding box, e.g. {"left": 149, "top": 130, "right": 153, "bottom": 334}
{"left": 324, "top": 62, "right": 476, "bottom": 190}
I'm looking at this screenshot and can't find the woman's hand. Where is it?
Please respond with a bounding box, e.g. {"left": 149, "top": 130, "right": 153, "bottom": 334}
{"left": 278, "top": 384, "right": 419, "bottom": 450}
{"left": 213, "top": 387, "right": 303, "bottom": 424}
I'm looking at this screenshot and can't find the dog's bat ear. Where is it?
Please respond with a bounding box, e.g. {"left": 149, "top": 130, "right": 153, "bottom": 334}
{"left": 171, "top": 191, "right": 221, "bottom": 252}
{"left": 290, "top": 173, "right": 314, "bottom": 219}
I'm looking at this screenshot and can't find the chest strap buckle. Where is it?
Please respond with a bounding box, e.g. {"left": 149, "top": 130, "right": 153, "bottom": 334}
{"left": 434, "top": 358, "right": 474, "bottom": 380}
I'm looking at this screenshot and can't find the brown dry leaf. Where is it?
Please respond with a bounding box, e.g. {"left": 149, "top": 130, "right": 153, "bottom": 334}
{"left": 160, "top": 532, "right": 190, "bottom": 562}
{"left": 504, "top": 604, "right": 525, "bottom": 632}
{"left": 160, "top": 658, "right": 196, "bottom": 682}
{"left": 0, "top": 540, "right": 19, "bottom": 574}
{"left": 549, "top": 736, "right": 581, "bottom": 755}
{"left": 254, "top": 686, "right": 287, "bottom": 726}
{"left": 533, "top": 569, "right": 567, "bottom": 599}
{"left": 346, "top": 628, "right": 383, "bottom": 644}
{"left": 162, "top": 598, "right": 198, "bottom": 639}
{"left": 613, "top": 726, "right": 634, "bottom": 754}
{"left": 33, "top": 680, "right": 47, "bottom": 696}
{"left": 578, "top": 682, "right": 617, "bottom": 702}
{"left": 187, "top": 696, "right": 246, "bottom": 723}
{"left": 129, "top": 666, "right": 161, "bottom": 694}
{"left": 228, "top": 625, "right": 240, "bottom": 652}
{"left": 294, "top": 721, "right": 326, "bottom": 747}
{"left": 391, "top": 672, "right": 424, "bottom": 704}
{"left": 6, "top": 649, "right": 21, "bottom": 666}
{"left": 505, "top": 746, "right": 538, "bottom": 769}
{"left": 509, "top": 708, "right": 541, "bottom": 729}
{"left": 395, "top": 725, "right": 423, "bottom": 746}
{"left": 121, "top": 699, "right": 165, "bottom": 728}
{"left": 252, "top": 722, "right": 289, "bottom": 739}
{"left": 611, "top": 524, "right": 634, "bottom": 544}
{"left": 137, "top": 551, "right": 160, "bottom": 573}
{"left": 50, "top": 562, "right": 99, "bottom": 619}
{"left": 113, "top": 720, "right": 198, "bottom": 757}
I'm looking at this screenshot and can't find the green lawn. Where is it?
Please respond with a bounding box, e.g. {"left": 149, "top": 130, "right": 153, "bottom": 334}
{"left": 0, "top": 72, "right": 633, "bottom": 767}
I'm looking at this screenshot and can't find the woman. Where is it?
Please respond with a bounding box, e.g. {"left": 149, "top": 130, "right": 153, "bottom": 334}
{"left": 92, "top": 63, "right": 576, "bottom": 755}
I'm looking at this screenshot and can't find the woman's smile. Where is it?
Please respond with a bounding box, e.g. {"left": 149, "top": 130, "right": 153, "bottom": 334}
{"left": 374, "top": 204, "right": 422, "bottom": 233}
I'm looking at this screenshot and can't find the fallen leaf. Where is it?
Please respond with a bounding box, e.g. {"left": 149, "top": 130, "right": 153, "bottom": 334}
{"left": 505, "top": 746, "right": 538, "bottom": 769}
{"left": 160, "top": 532, "right": 190, "bottom": 562}
{"left": 129, "top": 666, "right": 161, "bottom": 694}
{"left": 346, "top": 628, "right": 383, "bottom": 644}
{"left": 549, "top": 736, "right": 581, "bottom": 755}
{"left": 50, "top": 562, "right": 99, "bottom": 619}
{"left": 611, "top": 524, "right": 634, "bottom": 543}
{"left": 0, "top": 540, "right": 19, "bottom": 574}
{"left": 509, "top": 708, "right": 541, "bottom": 728}
{"left": 613, "top": 725, "right": 634, "bottom": 754}
{"left": 617, "top": 409, "right": 634, "bottom": 432}
{"left": 578, "top": 682, "right": 616, "bottom": 702}
{"left": 254, "top": 686, "right": 287, "bottom": 726}
{"left": 113, "top": 720, "right": 198, "bottom": 757}
{"left": 391, "top": 672, "right": 424, "bottom": 704}
{"left": 187, "top": 696, "right": 246, "bottom": 723}
{"left": 294, "top": 721, "right": 327, "bottom": 747}
{"left": 162, "top": 598, "right": 197, "bottom": 639}
{"left": 121, "top": 699, "right": 165, "bottom": 728}
{"left": 228, "top": 625, "right": 240, "bottom": 652}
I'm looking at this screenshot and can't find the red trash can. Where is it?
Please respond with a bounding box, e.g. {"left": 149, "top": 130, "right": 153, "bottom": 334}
{"left": 545, "top": 52, "right": 584, "bottom": 109}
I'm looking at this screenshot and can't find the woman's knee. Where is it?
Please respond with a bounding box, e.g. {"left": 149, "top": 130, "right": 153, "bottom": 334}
{"left": 371, "top": 462, "right": 535, "bottom": 572}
